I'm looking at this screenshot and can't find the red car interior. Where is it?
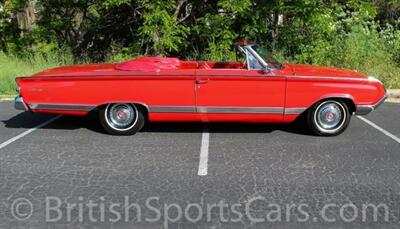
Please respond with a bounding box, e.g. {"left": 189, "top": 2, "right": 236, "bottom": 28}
{"left": 116, "top": 57, "right": 245, "bottom": 71}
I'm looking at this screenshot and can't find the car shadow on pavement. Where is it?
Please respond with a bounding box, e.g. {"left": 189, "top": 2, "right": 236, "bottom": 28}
{"left": 3, "top": 112, "right": 315, "bottom": 136}
{"left": 2, "top": 112, "right": 104, "bottom": 133}
{"left": 1, "top": 112, "right": 55, "bottom": 128}
{"left": 143, "top": 122, "right": 314, "bottom": 136}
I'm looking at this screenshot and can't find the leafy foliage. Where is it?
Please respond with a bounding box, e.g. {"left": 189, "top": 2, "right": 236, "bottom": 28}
{"left": 140, "top": 0, "right": 189, "bottom": 55}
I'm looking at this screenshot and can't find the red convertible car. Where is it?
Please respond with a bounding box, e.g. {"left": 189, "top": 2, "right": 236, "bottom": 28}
{"left": 15, "top": 44, "right": 387, "bottom": 136}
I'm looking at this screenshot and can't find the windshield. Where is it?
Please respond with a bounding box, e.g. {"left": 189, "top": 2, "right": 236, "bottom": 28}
{"left": 251, "top": 45, "right": 283, "bottom": 70}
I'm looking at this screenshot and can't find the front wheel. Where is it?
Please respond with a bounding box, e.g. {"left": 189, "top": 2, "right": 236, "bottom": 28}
{"left": 99, "top": 103, "right": 145, "bottom": 135}
{"left": 307, "top": 100, "right": 351, "bottom": 136}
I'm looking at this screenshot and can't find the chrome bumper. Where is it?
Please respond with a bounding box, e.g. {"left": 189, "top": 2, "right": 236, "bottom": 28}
{"left": 14, "top": 96, "right": 28, "bottom": 111}
{"left": 355, "top": 93, "right": 388, "bottom": 115}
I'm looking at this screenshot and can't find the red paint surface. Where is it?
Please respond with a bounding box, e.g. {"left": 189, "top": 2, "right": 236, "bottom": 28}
{"left": 17, "top": 57, "right": 386, "bottom": 123}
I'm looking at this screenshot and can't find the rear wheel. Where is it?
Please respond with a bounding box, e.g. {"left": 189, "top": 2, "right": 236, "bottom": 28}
{"left": 307, "top": 100, "right": 350, "bottom": 136}
{"left": 99, "top": 103, "right": 145, "bottom": 135}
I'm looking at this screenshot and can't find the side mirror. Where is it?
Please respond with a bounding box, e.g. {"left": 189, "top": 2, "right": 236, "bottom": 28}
{"left": 262, "top": 67, "right": 271, "bottom": 74}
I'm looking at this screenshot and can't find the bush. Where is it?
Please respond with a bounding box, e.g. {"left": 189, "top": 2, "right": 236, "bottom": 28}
{"left": 340, "top": 26, "right": 400, "bottom": 88}
{"left": 289, "top": 12, "right": 400, "bottom": 89}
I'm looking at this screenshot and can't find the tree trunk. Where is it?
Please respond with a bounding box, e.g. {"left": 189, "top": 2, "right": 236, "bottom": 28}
{"left": 270, "top": 11, "right": 280, "bottom": 50}
{"left": 0, "top": 32, "right": 9, "bottom": 54}
{"left": 16, "top": 0, "right": 36, "bottom": 33}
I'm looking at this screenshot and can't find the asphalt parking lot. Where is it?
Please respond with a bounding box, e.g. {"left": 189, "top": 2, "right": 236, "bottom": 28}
{"left": 0, "top": 101, "right": 399, "bottom": 229}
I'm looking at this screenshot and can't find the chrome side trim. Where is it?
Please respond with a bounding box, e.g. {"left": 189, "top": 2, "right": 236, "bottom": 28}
{"left": 291, "top": 75, "right": 371, "bottom": 82}
{"left": 14, "top": 96, "right": 28, "bottom": 111}
{"left": 355, "top": 93, "right": 388, "bottom": 116}
{"left": 148, "top": 106, "right": 196, "bottom": 113}
{"left": 318, "top": 93, "right": 354, "bottom": 101}
{"left": 26, "top": 103, "right": 307, "bottom": 115}
{"left": 19, "top": 74, "right": 376, "bottom": 81}
{"left": 29, "top": 103, "right": 96, "bottom": 111}
{"left": 149, "top": 106, "right": 285, "bottom": 114}
{"left": 284, "top": 108, "right": 307, "bottom": 115}
{"left": 197, "top": 106, "right": 284, "bottom": 114}
{"left": 149, "top": 106, "right": 307, "bottom": 114}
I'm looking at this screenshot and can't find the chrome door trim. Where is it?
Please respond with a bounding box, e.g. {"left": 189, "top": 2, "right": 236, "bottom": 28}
{"left": 149, "top": 106, "right": 196, "bottom": 113}
{"left": 196, "top": 106, "right": 284, "bottom": 114}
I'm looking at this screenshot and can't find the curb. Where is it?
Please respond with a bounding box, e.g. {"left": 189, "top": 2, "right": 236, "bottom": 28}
{"left": 387, "top": 89, "right": 400, "bottom": 103}
{"left": 387, "top": 89, "right": 400, "bottom": 97}
{"left": 0, "top": 95, "right": 15, "bottom": 101}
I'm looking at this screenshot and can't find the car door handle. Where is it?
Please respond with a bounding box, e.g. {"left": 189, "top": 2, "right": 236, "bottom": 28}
{"left": 195, "top": 79, "right": 209, "bottom": 84}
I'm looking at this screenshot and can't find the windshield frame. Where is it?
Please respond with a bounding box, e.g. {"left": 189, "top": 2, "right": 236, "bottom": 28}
{"left": 239, "top": 45, "right": 283, "bottom": 71}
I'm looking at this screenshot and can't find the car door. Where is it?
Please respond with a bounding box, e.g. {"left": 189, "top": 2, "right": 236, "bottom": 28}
{"left": 144, "top": 68, "right": 199, "bottom": 122}
{"left": 195, "top": 68, "right": 287, "bottom": 122}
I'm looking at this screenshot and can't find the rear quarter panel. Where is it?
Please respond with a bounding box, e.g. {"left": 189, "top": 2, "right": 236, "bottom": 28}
{"left": 17, "top": 74, "right": 196, "bottom": 119}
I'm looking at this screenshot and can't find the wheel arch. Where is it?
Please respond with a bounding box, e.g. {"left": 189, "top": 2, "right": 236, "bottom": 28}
{"left": 308, "top": 96, "right": 356, "bottom": 114}
{"left": 95, "top": 101, "right": 149, "bottom": 119}
{"left": 303, "top": 96, "right": 354, "bottom": 136}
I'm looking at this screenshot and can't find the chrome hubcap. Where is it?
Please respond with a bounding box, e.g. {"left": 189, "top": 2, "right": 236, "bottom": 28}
{"left": 316, "top": 102, "right": 344, "bottom": 130}
{"left": 107, "top": 104, "right": 136, "bottom": 130}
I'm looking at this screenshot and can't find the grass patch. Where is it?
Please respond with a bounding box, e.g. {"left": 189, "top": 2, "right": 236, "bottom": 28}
{"left": 0, "top": 53, "right": 73, "bottom": 95}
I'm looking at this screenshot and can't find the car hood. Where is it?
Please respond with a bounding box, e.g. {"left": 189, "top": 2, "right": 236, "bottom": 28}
{"left": 287, "top": 64, "right": 368, "bottom": 79}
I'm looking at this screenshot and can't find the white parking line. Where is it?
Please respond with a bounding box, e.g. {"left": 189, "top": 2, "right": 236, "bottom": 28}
{"left": 198, "top": 127, "right": 210, "bottom": 176}
{"left": 357, "top": 116, "right": 400, "bottom": 144}
{"left": 0, "top": 115, "right": 62, "bottom": 150}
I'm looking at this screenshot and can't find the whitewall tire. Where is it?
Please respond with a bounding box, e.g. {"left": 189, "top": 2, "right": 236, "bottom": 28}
{"left": 99, "top": 103, "right": 145, "bottom": 135}
{"left": 307, "top": 100, "right": 350, "bottom": 136}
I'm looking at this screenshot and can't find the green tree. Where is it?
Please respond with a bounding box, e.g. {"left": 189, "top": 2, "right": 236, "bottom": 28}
{"left": 139, "top": 0, "right": 190, "bottom": 56}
